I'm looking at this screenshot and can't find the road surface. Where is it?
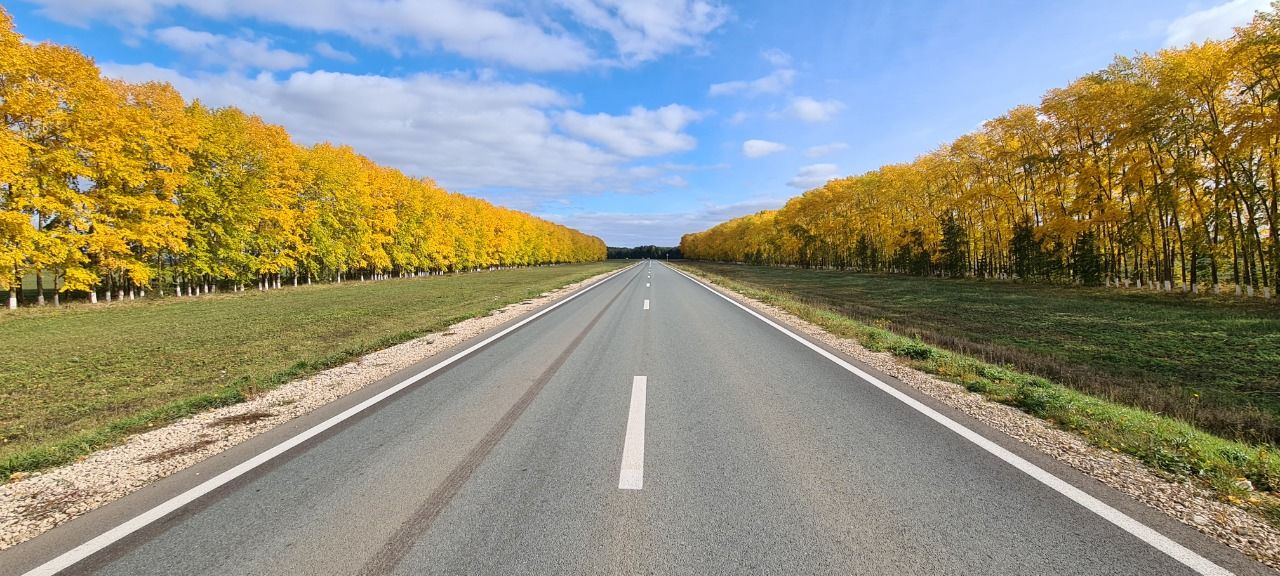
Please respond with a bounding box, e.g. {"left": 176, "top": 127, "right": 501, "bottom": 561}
{"left": 2, "top": 262, "right": 1269, "bottom": 575}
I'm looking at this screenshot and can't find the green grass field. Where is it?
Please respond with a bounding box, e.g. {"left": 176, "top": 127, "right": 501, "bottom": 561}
{"left": 683, "top": 262, "right": 1280, "bottom": 445}
{"left": 0, "top": 262, "right": 625, "bottom": 476}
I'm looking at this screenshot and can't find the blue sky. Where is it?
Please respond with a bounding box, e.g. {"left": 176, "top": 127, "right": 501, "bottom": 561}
{"left": 5, "top": 0, "right": 1271, "bottom": 245}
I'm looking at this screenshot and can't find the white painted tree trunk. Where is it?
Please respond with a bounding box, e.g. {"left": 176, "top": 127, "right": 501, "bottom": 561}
{"left": 1236, "top": 285, "right": 1244, "bottom": 296}
{"left": 1248, "top": 285, "right": 1255, "bottom": 297}
{"left": 7, "top": 288, "right": 16, "bottom": 310}
{"left": 90, "top": 291, "right": 98, "bottom": 304}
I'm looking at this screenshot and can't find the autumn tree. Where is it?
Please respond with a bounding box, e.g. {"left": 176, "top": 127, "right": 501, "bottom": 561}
{"left": 0, "top": 5, "right": 604, "bottom": 309}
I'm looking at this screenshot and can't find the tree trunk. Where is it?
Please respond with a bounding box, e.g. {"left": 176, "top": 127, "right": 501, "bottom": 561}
{"left": 7, "top": 285, "right": 16, "bottom": 310}
{"left": 36, "top": 272, "right": 45, "bottom": 306}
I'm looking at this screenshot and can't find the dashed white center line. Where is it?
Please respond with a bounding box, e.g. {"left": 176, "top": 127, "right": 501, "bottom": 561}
{"left": 643, "top": 299, "right": 650, "bottom": 310}
{"left": 646, "top": 283, "right": 650, "bottom": 287}
{"left": 619, "top": 376, "right": 647, "bottom": 490}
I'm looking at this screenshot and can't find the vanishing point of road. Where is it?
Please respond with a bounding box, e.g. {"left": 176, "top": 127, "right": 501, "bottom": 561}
{"left": 2, "top": 262, "right": 1270, "bottom": 575}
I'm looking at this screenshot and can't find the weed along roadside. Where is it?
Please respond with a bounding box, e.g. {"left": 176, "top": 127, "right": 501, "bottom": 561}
{"left": 680, "top": 262, "right": 1280, "bottom": 446}
{"left": 0, "top": 264, "right": 633, "bottom": 551}
{"left": 0, "top": 262, "right": 626, "bottom": 481}
{"left": 672, "top": 263, "right": 1280, "bottom": 559}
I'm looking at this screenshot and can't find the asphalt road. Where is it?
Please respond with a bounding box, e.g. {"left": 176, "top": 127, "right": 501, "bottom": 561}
{"left": 3, "top": 262, "right": 1271, "bottom": 575}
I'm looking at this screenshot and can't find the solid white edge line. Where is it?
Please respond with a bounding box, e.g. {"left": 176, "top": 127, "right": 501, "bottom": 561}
{"left": 22, "top": 263, "right": 640, "bottom": 576}
{"left": 662, "top": 263, "right": 1232, "bottom": 576}
{"left": 618, "top": 375, "right": 647, "bottom": 490}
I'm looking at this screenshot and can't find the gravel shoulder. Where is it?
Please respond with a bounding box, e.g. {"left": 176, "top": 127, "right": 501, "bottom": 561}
{"left": 673, "top": 264, "right": 1280, "bottom": 573}
{"left": 0, "top": 267, "right": 624, "bottom": 551}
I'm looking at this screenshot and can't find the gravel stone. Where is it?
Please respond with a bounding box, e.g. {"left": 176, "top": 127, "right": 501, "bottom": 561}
{"left": 0, "top": 270, "right": 619, "bottom": 551}
{"left": 681, "top": 267, "right": 1280, "bottom": 572}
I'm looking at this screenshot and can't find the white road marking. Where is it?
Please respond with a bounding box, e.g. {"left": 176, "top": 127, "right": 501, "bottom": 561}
{"left": 20, "top": 264, "right": 641, "bottom": 576}
{"left": 618, "top": 376, "right": 647, "bottom": 490}
{"left": 646, "top": 283, "right": 650, "bottom": 288}
{"left": 663, "top": 264, "right": 1232, "bottom": 576}
{"left": 643, "top": 299, "right": 650, "bottom": 310}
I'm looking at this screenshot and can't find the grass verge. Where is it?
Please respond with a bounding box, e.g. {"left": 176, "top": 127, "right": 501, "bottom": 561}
{"left": 675, "top": 262, "right": 1280, "bottom": 525}
{"left": 0, "top": 262, "right": 625, "bottom": 479}
{"left": 678, "top": 263, "right": 1280, "bottom": 445}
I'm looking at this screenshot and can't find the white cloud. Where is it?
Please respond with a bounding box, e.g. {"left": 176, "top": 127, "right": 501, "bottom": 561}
{"left": 742, "top": 139, "right": 786, "bottom": 158}
{"left": 787, "top": 163, "right": 841, "bottom": 189}
{"left": 560, "top": 104, "right": 703, "bottom": 157}
{"left": 99, "top": 63, "right": 661, "bottom": 198}
{"left": 709, "top": 68, "right": 796, "bottom": 97}
{"left": 760, "top": 48, "right": 791, "bottom": 67}
{"left": 709, "top": 48, "right": 796, "bottom": 96}
{"left": 726, "top": 110, "right": 749, "bottom": 125}
{"left": 660, "top": 175, "right": 689, "bottom": 187}
{"left": 805, "top": 142, "right": 848, "bottom": 157}
{"left": 30, "top": 0, "right": 730, "bottom": 72}
{"left": 1166, "top": 0, "right": 1269, "bottom": 47}
{"left": 153, "top": 26, "right": 309, "bottom": 70}
{"left": 556, "top": 0, "right": 731, "bottom": 65}
{"left": 314, "top": 41, "right": 355, "bottom": 63}
{"left": 789, "top": 96, "right": 844, "bottom": 122}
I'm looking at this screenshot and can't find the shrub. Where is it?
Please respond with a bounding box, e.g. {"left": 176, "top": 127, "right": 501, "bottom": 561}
{"left": 893, "top": 339, "right": 934, "bottom": 360}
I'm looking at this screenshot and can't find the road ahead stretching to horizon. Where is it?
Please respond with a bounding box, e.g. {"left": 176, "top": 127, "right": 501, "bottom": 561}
{"left": 3, "top": 262, "right": 1270, "bottom": 575}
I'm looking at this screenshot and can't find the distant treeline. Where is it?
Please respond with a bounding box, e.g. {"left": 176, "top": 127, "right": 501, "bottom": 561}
{"left": 683, "top": 4, "right": 1280, "bottom": 297}
{"left": 607, "top": 246, "right": 681, "bottom": 260}
{"left": 0, "top": 8, "right": 604, "bottom": 309}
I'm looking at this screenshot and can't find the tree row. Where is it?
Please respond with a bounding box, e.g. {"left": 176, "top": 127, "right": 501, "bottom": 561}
{"left": 684, "top": 5, "right": 1280, "bottom": 298}
{"left": 0, "top": 9, "right": 605, "bottom": 309}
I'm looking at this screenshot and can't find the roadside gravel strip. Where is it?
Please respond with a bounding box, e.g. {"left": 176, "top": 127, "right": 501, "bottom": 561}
{"left": 0, "top": 267, "right": 624, "bottom": 551}
{"left": 673, "top": 264, "right": 1280, "bottom": 572}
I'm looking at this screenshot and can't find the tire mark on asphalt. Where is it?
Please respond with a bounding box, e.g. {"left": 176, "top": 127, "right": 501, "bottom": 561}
{"left": 356, "top": 268, "right": 637, "bottom": 576}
